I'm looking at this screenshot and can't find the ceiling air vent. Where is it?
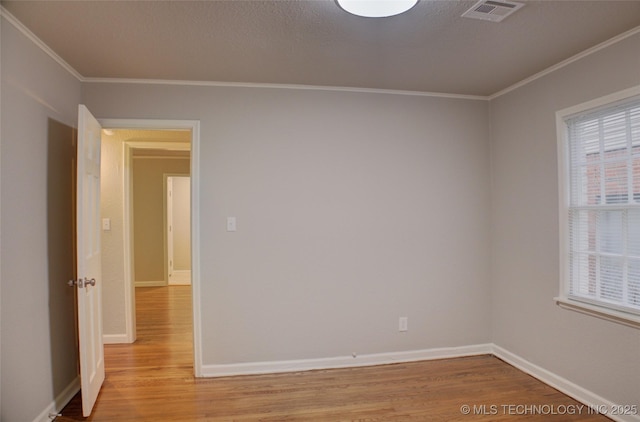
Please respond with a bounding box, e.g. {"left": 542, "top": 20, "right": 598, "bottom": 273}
{"left": 462, "top": 0, "right": 524, "bottom": 22}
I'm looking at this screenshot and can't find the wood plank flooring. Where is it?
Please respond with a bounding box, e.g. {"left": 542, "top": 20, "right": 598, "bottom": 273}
{"left": 58, "top": 286, "right": 610, "bottom": 421}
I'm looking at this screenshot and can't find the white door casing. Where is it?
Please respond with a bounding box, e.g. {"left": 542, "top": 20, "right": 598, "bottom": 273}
{"left": 75, "top": 105, "right": 105, "bottom": 416}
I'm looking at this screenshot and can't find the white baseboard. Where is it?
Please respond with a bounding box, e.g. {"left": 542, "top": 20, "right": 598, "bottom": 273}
{"left": 31, "top": 376, "right": 80, "bottom": 422}
{"left": 200, "top": 343, "right": 493, "bottom": 377}
{"left": 201, "top": 343, "right": 638, "bottom": 422}
{"left": 32, "top": 345, "right": 636, "bottom": 422}
{"left": 491, "top": 345, "right": 640, "bottom": 422}
{"left": 103, "top": 333, "right": 134, "bottom": 344}
{"left": 169, "top": 270, "right": 191, "bottom": 285}
{"left": 135, "top": 280, "right": 166, "bottom": 287}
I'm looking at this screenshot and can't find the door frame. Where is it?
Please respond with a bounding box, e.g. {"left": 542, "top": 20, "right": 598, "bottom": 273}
{"left": 99, "top": 118, "right": 202, "bottom": 377}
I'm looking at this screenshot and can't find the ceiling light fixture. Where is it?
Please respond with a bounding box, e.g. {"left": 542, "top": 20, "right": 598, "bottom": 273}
{"left": 336, "top": 0, "right": 419, "bottom": 18}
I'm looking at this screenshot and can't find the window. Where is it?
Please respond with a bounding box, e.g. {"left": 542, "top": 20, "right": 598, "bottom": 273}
{"left": 557, "top": 86, "right": 640, "bottom": 327}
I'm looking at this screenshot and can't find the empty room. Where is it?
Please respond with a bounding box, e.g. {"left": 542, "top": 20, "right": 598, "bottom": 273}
{"left": 1, "top": 1, "right": 639, "bottom": 421}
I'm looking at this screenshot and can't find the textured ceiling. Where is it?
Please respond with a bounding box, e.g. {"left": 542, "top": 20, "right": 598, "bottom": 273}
{"left": 2, "top": 0, "right": 640, "bottom": 96}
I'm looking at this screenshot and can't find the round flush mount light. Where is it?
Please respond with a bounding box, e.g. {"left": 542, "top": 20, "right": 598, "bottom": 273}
{"left": 336, "top": 0, "right": 419, "bottom": 18}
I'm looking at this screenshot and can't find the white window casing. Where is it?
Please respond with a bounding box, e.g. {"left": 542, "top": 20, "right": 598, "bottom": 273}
{"left": 556, "top": 85, "right": 640, "bottom": 329}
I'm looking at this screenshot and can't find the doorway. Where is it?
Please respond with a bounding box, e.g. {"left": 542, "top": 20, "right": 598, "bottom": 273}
{"left": 99, "top": 119, "right": 202, "bottom": 376}
{"left": 130, "top": 146, "right": 191, "bottom": 288}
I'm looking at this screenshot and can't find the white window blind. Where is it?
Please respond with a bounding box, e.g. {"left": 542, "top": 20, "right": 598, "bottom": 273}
{"left": 565, "top": 95, "right": 640, "bottom": 316}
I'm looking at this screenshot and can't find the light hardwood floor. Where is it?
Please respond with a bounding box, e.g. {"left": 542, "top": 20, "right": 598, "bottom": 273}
{"left": 58, "top": 286, "right": 610, "bottom": 421}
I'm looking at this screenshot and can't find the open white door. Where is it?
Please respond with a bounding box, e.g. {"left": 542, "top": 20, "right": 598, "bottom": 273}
{"left": 167, "top": 175, "right": 192, "bottom": 285}
{"left": 74, "top": 105, "right": 105, "bottom": 416}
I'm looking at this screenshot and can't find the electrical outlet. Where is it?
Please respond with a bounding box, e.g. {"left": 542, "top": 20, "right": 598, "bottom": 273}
{"left": 399, "top": 317, "right": 408, "bottom": 332}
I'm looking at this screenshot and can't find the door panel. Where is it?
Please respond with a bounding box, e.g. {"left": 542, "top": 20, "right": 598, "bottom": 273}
{"left": 75, "top": 105, "right": 105, "bottom": 416}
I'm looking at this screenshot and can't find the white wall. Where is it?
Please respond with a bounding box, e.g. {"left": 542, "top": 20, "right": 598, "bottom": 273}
{"left": 490, "top": 32, "right": 640, "bottom": 409}
{"left": 100, "top": 132, "right": 128, "bottom": 337}
{"left": 133, "top": 157, "right": 190, "bottom": 282}
{"left": 82, "top": 84, "right": 492, "bottom": 365}
{"left": 1, "top": 16, "right": 82, "bottom": 422}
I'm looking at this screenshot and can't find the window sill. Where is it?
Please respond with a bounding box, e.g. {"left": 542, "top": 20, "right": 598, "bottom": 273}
{"left": 554, "top": 297, "right": 640, "bottom": 329}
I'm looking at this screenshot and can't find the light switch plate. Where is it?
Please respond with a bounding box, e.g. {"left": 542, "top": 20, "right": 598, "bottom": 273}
{"left": 227, "top": 217, "right": 237, "bottom": 232}
{"left": 399, "top": 317, "right": 408, "bottom": 332}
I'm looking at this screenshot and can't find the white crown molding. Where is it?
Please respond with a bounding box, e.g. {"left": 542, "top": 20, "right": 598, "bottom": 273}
{"left": 83, "top": 77, "right": 488, "bottom": 101}
{"left": 0, "top": 6, "right": 84, "bottom": 82}
{"left": 489, "top": 24, "right": 640, "bottom": 100}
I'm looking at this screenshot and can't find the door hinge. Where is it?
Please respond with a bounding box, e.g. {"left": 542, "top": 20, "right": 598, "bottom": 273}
{"left": 68, "top": 278, "right": 96, "bottom": 288}
{"left": 68, "top": 278, "right": 83, "bottom": 288}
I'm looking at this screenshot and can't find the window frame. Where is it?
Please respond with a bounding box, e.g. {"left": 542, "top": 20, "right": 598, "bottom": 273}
{"left": 556, "top": 85, "right": 640, "bottom": 329}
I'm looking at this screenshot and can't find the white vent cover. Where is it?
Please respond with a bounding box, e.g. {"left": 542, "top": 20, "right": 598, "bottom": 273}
{"left": 462, "top": 0, "right": 524, "bottom": 22}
